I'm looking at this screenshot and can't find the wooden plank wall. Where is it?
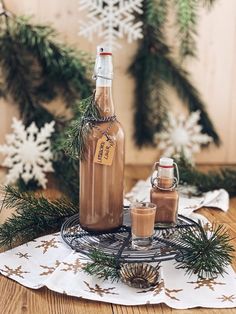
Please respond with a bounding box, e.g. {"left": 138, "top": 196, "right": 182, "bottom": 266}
{"left": 1, "top": 0, "right": 236, "bottom": 166}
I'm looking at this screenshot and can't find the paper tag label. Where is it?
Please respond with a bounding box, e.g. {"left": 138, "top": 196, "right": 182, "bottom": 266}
{"left": 94, "top": 135, "right": 116, "bottom": 166}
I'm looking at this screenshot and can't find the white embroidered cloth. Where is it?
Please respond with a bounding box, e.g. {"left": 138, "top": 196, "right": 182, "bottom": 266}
{"left": 0, "top": 184, "right": 236, "bottom": 309}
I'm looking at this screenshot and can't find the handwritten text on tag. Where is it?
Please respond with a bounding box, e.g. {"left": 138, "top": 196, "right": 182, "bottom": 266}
{"left": 94, "top": 135, "right": 116, "bottom": 166}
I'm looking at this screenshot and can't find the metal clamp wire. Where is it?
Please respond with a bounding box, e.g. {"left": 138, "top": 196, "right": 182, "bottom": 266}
{"left": 92, "top": 74, "right": 113, "bottom": 81}
{"left": 150, "top": 161, "right": 179, "bottom": 190}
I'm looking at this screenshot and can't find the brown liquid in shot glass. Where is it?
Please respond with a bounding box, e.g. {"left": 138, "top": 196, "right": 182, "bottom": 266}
{"left": 131, "top": 207, "right": 156, "bottom": 237}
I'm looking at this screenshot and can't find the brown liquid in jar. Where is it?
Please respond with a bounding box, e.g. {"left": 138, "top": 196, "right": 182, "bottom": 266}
{"left": 79, "top": 87, "right": 125, "bottom": 232}
{"left": 158, "top": 177, "right": 173, "bottom": 189}
{"left": 150, "top": 176, "right": 179, "bottom": 226}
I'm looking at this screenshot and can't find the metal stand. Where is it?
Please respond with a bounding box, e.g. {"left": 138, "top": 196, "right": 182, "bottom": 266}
{"left": 61, "top": 208, "right": 199, "bottom": 264}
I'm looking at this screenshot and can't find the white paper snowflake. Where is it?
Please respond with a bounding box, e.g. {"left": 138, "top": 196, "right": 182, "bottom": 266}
{"left": 78, "top": 0, "right": 143, "bottom": 50}
{"left": 0, "top": 118, "right": 55, "bottom": 189}
{"left": 155, "top": 111, "right": 212, "bottom": 161}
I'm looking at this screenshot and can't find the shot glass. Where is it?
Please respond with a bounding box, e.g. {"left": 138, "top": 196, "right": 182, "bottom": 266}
{"left": 130, "top": 202, "right": 156, "bottom": 250}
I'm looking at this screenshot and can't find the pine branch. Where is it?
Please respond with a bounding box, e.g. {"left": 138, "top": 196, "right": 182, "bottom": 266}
{"left": 176, "top": 223, "right": 235, "bottom": 278}
{"left": 83, "top": 222, "right": 234, "bottom": 281}
{"left": 178, "top": 156, "right": 236, "bottom": 196}
{"left": 12, "top": 17, "right": 93, "bottom": 103}
{"left": 201, "top": 0, "right": 218, "bottom": 9}
{"left": 0, "top": 185, "right": 78, "bottom": 248}
{"left": 0, "top": 78, "right": 6, "bottom": 97}
{"left": 62, "top": 94, "right": 101, "bottom": 160}
{"left": 0, "top": 15, "right": 92, "bottom": 198}
{"left": 146, "top": 0, "right": 169, "bottom": 30}
{"left": 130, "top": 0, "right": 220, "bottom": 146}
{"left": 129, "top": 1, "right": 169, "bottom": 146}
{"left": 0, "top": 32, "right": 78, "bottom": 192}
{"left": 174, "top": 0, "right": 198, "bottom": 58}
{"left": 83, "top": 249, "right": 120, "bottom": 282}
{"left": 130, "top": 56, "right": 168, "bottom": 146}
{"left": 156, "top": 39, "right": 220, "bottom": 145}
{"left": 0, "top": 16, "right": 93, "bottom": 122}
{"left": 0, "top": 31, "right": 42, "bottom": 124}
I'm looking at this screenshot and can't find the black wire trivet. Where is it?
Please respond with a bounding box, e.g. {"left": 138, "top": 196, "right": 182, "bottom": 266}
{"left": 61, "top": 207, "right": 200, "bottom": 263}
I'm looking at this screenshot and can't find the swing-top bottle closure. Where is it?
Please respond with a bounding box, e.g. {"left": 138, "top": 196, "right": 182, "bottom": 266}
{"left": 151, "top": 157, "right": 179, "bottom": 191}
{"left": 93, "top": 46, "right": 113, "bottom": 85}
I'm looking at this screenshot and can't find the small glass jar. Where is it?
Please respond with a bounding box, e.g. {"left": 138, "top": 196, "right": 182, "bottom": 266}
{"left": 150, "top": 157, "right": 179, "bottom": 227}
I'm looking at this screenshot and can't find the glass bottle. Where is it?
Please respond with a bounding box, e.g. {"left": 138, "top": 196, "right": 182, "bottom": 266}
{"left": 79, "top": 47, "right": 125, "bottom": 232}
{"left": 150, "top": 157, "right": 179, "bottom": 227}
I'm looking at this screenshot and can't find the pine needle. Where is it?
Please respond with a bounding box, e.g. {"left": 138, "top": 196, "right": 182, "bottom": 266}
{"left": 178, "top": 156, "right": 236, "bottom": 196}
{"left": 129, "top": 0, "right": 220, "bottom": 146}
{"left": 10, "top": 17, "right": 93, "bottom": 104}
{"left": 201, "top": 0, "right": 218, "bottom": 9}
{"left": 0, "top": 185, "right": 78, "bottom": 248}
{"left": 174, "top": 0, "right": 198, "bottom": 58}
{"left": 175, "top": 222, "right": 235, "bottom": 278}
{"left": 0, "top": 14, "right": 92, "bottom": 198}
{"left": 62, "top": 94, "right": 100, "bottom": 160}
{"left": 83, "top": 249, "right": 120, "bottom": 282}
{"left": 129, "top": 1, "right": 169, "bottom": 146}
{"left": 83, "top": 221, "right": 234, "bottom": 281}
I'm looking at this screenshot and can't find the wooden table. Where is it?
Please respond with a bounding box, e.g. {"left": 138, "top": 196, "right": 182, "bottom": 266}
{"left": 0, "top": 196, "right": 236, "bottom": 314}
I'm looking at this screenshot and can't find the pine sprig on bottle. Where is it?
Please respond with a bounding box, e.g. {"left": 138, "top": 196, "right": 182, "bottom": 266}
{"left": 62, "top": 94, "right": 101, "bottom": 160}
{"left": 0, "top": 185, "right": 78, "bottom": 248}
{"left": 175, "top": 223, "right": 235, "bottom": 278}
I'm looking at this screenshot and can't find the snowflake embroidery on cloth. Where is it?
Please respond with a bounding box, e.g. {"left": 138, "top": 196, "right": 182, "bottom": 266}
{"left": 188, "top": 278, "right": 225, "bottom": 291}
{"left": 84, "top": 281, "right": 118, "bottom": 297}
{"left": 35, "top": 237, "right": 60, "bottom": 254}
{"left": 155, "top": 111, "right": 212, "bottom": 162}
{"left": 78, "top": 0, "right": 143, "bottom": 50}
{"left": 0, "top": 265, "right": 29, "bottom": 278}
{"left": 138, "top": 279, "right": 183, "bottom": 301}
{"left": 217, "top": 295, "right": 236, "bottom": 303}
{"left": 61, "top": 258, "right": 84, "bottom": 274}
{"left": 40, "top": 260, "right": 61, "bottom": 276}
{"left": 16, "top": 252, "right": 31, "bottom": 260}
{"left": 0, "top": 118, "right": 55, "bottom": 189}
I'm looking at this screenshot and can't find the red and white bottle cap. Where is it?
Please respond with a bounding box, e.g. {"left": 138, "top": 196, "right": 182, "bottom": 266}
{"left": 97, "top": 46, "right": 112, "bottom": 56}
{"left": 94, "top": 46, "right": 113, "bottom": 86}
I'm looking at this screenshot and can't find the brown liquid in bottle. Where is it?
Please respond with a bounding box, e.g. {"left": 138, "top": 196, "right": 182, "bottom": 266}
{"left": 79, "top": 84, "right": 125, "bottom": 232}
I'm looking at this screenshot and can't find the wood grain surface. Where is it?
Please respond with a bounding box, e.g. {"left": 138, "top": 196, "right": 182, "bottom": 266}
{"left": 0, "top": 168, "right": 236, "bottom": 313}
